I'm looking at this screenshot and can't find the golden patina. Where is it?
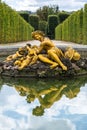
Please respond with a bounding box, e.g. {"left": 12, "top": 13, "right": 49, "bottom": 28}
{"left": 5, "top": 30, "right": 81, "bottom": 70}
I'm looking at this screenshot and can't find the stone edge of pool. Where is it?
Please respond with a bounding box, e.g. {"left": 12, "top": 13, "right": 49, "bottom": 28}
{"left": 0, "top": 40, "right": 87, "bottom": 58}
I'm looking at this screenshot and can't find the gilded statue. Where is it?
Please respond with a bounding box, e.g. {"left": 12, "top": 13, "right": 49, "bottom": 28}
{"left": 5, "top": 30, "right": 81, "bottom": 71}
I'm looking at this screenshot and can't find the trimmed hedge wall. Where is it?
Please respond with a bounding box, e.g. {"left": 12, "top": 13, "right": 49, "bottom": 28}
{"left": 83, "top": 4, "right": 87, "bottom": 44}
{"left": 48, "top": 15, "right": 59, "bottom": 39}
{"left": 19, "top": 13, "right": 29, "bottom": 23}
{"left": 58, "top": 12, "right": 70, "bottom": 23}
{"left": 29, "top": 15, "right": 39, "bottom": 31}
{"left": 55, "top": 24, "right": 62, "bottom": 40}
{"left": 55, "top": 4, "right": 87, "bottom": 45}
{"left": 77, "top": 9, "right": 83, "bottom": 44}
{"left": 0, "top": 3, "right": 34, "bottom": 44}
{"left": 39, "top": 20, "right": 48, "bottom": 35}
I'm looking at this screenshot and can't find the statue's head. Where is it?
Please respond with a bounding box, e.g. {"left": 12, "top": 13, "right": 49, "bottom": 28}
{"left": 32, "top": 30, "right": 45, "bottom": 41}
{"left": 32, "top": 106, "right": 44, "bottom": 116}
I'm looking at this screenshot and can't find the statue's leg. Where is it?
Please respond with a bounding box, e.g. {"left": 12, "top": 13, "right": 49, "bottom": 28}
{"left": 29, "top": 55, "right": 38, "bottom": 65}
{"left": 48, "top": 50, "right": 67, "bottom": 71}
{"left": 38, "top": 54, "right": 58, "bottom": 69}
{"left": 18, "top": 57, "right": 31, "bottom": 70}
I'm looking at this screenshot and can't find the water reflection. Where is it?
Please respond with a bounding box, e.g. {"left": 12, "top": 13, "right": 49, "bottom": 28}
{"left": 0, "top": 76, "right": 87, "bottom": 116}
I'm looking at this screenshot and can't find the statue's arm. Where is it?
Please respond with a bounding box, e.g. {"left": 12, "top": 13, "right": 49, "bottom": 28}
{"left": 41, "top": 39, "right": 55, "bottom": 47}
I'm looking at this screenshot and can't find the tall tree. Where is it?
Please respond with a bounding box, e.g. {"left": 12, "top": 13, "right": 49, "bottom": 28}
{"left": 36, "top": 5, "right": 59, "bottom": 21}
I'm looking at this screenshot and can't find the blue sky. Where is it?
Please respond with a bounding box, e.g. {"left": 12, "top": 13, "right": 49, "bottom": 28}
{"left": 2, "top": 0, "right": 87, "bottom": 12}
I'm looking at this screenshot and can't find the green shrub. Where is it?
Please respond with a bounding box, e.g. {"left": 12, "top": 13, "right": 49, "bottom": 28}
{"left": 58, "top": 11, "right": 70, "bottom": 23}
{"left": 48, "top": 15, "right": 59, "bottom": 39}
{"left": 39, "top": 20, "right": 48, "bottom": 35}
{"left": 29, "top": 15, "right": 39, "bottom": 30}
{"left": 19, "top": 13, "right": 29, "bottom": 23}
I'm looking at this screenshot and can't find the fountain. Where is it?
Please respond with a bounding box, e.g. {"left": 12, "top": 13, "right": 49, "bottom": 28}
{"left": 0, "top": 31, "right": 87, "bottom": 78}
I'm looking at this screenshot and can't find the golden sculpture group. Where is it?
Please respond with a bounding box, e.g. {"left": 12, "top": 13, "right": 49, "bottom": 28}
{"left": 5, "top": 30, "right": 81, "bottom": 71}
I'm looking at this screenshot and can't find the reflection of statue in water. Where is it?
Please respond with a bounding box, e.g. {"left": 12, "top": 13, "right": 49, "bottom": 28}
{"left": 13, "top": 77, "right": 83, "bottom": 116}
{"left": 32, "top": 84, "right": 67, "bottom": 116}
{"left": 5, "top": 30, "right": 80, "bottom": 71}
{"left": 14, "top": 84, "right": 67, "bottom": 116}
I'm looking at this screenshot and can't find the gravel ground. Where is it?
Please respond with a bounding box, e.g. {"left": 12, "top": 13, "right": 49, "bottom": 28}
{"left": 0, "top": 40, "right": 87, "bottom": 49}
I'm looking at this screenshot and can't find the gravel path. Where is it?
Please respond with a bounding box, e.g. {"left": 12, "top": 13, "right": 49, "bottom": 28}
{"left": 0, "top": 40, "right": 87, "bottom": 57}
{"left": 0, "top": 40, "right": 87, "bottom": 49}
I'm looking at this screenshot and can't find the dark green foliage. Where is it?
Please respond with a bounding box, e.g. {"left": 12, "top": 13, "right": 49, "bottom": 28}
{"left": 29, "top": 15, "right": 39, "bottom": 30}
{"left": 48, "top": 15, "right": 59, "bottom": 39}
{"left": 83, "top": 4, "right": 87, "bottom": 44}
{"left": 36, "top": 5, "right": 59, "bottom": 21}
{"left": 37, "top": 6, "right": 48, "bottom": 21}
{"left": 39, "top": 21, "right": 48, "bottom": 35}
{"left": 0, "top": 2, "right": 34, "bottom": 44}
{"left": 19, "top": 13, "right": 29, "bottom": 23}
{"left": 59, "top": 11, "right": 70, "bottom": 23}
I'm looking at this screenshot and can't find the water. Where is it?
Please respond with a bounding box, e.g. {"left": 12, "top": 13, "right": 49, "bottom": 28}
{"left": 0, "top": 76, "right": 87, "bottom": 130}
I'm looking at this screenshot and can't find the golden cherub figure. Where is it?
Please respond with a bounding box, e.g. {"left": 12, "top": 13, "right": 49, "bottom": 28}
{"left": 64, "top": 47, "right": 80, "bottom": 60}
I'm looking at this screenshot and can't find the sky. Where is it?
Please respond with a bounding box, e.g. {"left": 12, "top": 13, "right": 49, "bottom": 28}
{"left": 2, "top": 0, "right": 87, "bottom": 12}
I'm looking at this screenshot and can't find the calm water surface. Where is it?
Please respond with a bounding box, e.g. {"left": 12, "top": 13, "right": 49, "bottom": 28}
{"left": 0, "top": 76, "right": 87, "bottom": 130}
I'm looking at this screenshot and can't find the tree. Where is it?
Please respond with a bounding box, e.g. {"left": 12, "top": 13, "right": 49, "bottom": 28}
{"left": 58, "top": 11, "right": 70, "bottom": 23}
{"left": 36, "top": 5, "right": 59, "bottom": 21}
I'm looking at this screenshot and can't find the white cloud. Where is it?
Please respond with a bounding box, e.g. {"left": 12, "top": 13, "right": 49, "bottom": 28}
{"left": 0, "top": 115, "right": 16, "bottom": 130}
{"left": 33, "top": 119, "right": 76, "bottom": 130}
{"left": 2, "top": 0, "right": 87, "bottom": 12}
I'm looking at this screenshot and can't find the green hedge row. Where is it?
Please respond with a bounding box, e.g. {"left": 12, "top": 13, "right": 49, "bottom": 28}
{"left": 83, "top": 4, "right": 87, "bottom": 44}
{"left": 48, "top": 15, "right": 59, "bottom": 39}
{"left": 55, "top": 4, "right": 87, "bottom": 44}
{"left": 0, "top": 3, "right": 34, "bottom": 44}
{"left": 39, "top": 20, "right": 48, "bottom": 35}
{"left": 19, "top": 13, "right": 29, "bottom": 23}
{"left": 29, "top": 15, "right": 39, "bottom": 31}
{"left": 55, "top": 24, "right": 62, "bottom": 40}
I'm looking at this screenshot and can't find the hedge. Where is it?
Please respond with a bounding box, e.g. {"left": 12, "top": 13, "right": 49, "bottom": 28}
{"left": 55, "top": 24, "right": 62, "bottom": 40}
{"left": 83, "top": 4, "right": 87, "bottom": 44}
{"left": 55, "top": 4, "right": 87, "bottom": 45}
{"left": 29, "top": 15, "right": 39, "bottom": 30}
{"left": 0, "top": 2, "right": 34, "bottom": 44}
{"left": 76, "top": 9, "right": 83, "bottom": 44}
{"left": 39, "top": 20, "right": 48, "bottom": 35}
{"left": 19, "top": 13, "right": 29, "bottom": 23}
{"left": 48, "top": 15, "right": 59, "bottom": 39}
